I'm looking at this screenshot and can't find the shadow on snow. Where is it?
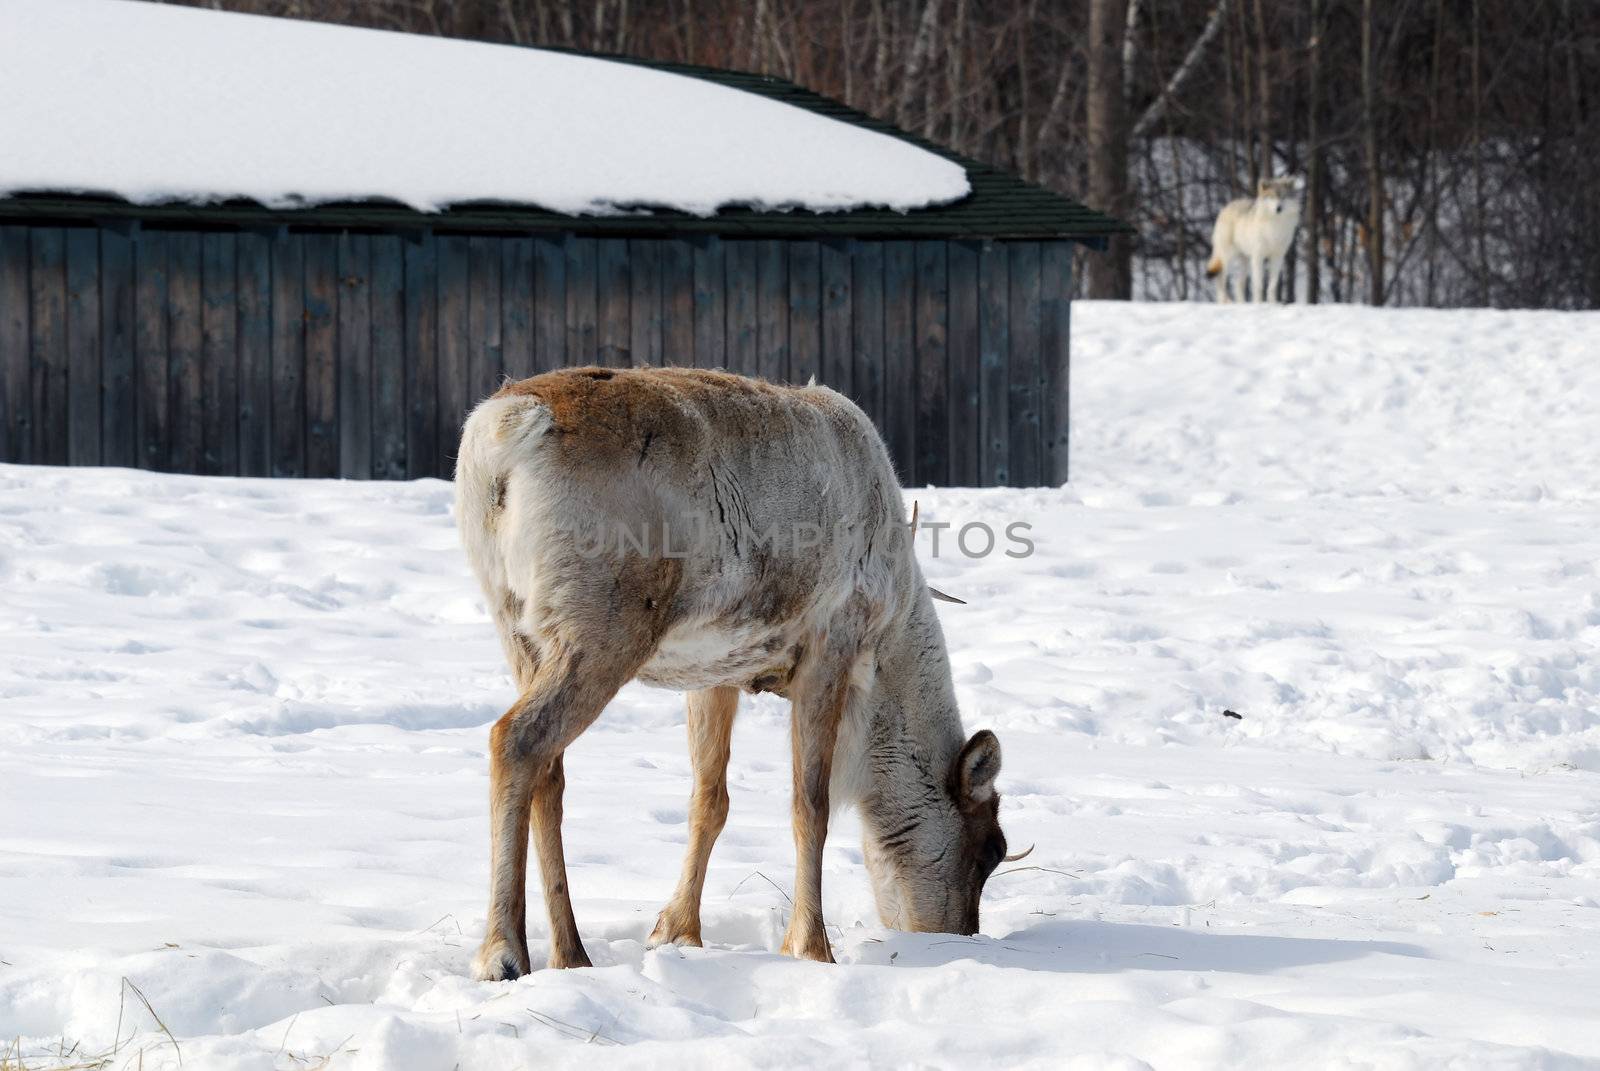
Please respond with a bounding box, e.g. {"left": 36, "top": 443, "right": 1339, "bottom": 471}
{"left": 851, "top": 918, "right": 1426, "bottom": 974}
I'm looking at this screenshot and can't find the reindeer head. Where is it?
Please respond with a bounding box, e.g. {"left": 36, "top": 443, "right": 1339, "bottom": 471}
{"left": 861, "top": 729, "right": 1028, "bottom": 935}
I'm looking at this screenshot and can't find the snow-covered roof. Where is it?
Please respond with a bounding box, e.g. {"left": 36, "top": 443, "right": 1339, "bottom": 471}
{"left": 0, "top": 0, "right": 970, "bottom": 218}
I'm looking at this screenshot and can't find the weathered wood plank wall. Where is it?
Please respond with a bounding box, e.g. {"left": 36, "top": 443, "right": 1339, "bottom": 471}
{"left": 0, "top": 224, "right": 1073, "bottom": 487}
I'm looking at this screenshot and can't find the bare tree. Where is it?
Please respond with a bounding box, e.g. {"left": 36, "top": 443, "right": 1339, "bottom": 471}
{"left": 1130, "top": 0, "right": 1229, "bottom": 140}
{"left": 1360, "top": 0, "right": 1384, "bottom": 305}
{"left": 1251, "top": 0, "right": 1270, "bottom": 179}
{"left": 1304, "top": 0, "right": 1324, "bottom": 304}
{"left": 1085, "top": 0, "right": 1131, "bottom": 299}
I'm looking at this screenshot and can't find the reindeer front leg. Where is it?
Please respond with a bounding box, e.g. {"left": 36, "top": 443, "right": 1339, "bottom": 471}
{"left": 649, "top": 686, "right": 739, "bottom": 948}
{"left": 781, "top": 669, "right": 850, "bottom": 963}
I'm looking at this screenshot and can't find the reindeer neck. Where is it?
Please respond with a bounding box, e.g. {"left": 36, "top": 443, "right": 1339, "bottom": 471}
{"left": 848, "top": 587, "right": 966, "bottom": 816}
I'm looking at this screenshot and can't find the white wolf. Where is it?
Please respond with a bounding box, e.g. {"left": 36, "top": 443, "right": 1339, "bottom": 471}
{"left": 1206, "top": 176, "right": 1302, "bottom": 303}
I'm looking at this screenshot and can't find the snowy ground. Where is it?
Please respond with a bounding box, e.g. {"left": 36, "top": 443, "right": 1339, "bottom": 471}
{"left": 2, "top": 302, "right": 1599, "bottom": 1069}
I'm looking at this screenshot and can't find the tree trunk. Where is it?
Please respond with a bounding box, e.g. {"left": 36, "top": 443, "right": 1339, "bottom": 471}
{"left": 945, "top": 0, "right": 967, "bottom": 144}
{"left": 897, "top": 0, "right": 943, "bottom": 131}
{"left": 1122, "top": 0, "right": 1143, "bottom": 112}
{"left": 1283, "top": 1, "right": 1302, "bottom": 300}
{"left": 1305, "top": 0, "right": 1323, "bottom": 303}
{"left": 1233, "top": 0, "right": 1257, "bottom": 186}
{"left": 1472, "top": 0, "right": 1489, "bottom": 305}
{"left": 1423, "top": 0, "right": 1445, "bottom": 306}
{"left": 1361, "top": 0, "right": 1385, "bottom": 305}
{"left": 1253, "top": 0, "right": 1272, "bottom": 179}
{"left": 1086, "top": 0, "right": 1132, "bottom": 300}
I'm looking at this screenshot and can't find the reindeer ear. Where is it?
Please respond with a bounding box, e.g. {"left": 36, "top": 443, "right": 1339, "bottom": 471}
{"left": 956, "top": 730, "right": 1002, "bottom": 804}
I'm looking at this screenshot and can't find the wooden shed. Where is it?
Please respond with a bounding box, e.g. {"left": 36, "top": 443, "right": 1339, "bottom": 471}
{"left": 0, "top": 30, "right": 1127, "bottom": 488}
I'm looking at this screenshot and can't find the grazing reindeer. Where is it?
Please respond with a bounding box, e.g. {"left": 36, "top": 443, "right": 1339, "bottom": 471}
{"left": 1206, "top": 176, "right": 1303, "bottom": 304}
{"left": 455, "top": 366, "right": 1023, "bottom": 978}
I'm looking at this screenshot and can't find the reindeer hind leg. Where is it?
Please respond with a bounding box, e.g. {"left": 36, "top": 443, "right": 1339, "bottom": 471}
{"left": 476, "top": 636, "right": 648, "bottom": 979}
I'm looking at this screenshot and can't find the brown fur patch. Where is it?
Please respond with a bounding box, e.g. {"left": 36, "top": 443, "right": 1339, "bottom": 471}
{"left": 616, "top": 553, "right": 684, "bottom": 636}
{"left": 492, "top": 366, "right": 797, "bottom": 468}
{"left": 735, "top": 545, "right": 821, "bottom": 627}
{"left": 744, "top": 642, "right": 806, "bottom": 697}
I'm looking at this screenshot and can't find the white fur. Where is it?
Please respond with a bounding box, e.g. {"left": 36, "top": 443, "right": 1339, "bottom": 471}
{"left": 1207, "top": 178, "right": 1303, "bottom": 304}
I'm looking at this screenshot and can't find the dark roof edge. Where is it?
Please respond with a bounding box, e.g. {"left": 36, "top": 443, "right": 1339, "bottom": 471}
{"left": 0, "top": 193, "right": 1111, "bottom": 243}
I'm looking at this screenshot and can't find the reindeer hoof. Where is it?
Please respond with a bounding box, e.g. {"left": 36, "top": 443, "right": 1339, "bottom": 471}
{"left": 546, "top": 944, "right": 593, "bottom": 970}
{"left": 473, "top": 939, "right": 530, "bottom": 982}
{"left": 647, "top": 906, "right": 703, "bottom": 948}
{"left": 780, "top": 926, "right": 835, "bottom": 963}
